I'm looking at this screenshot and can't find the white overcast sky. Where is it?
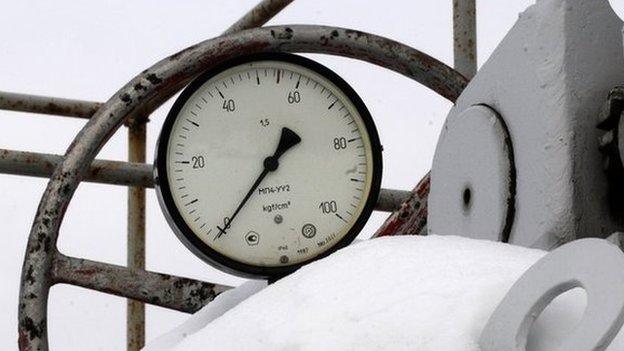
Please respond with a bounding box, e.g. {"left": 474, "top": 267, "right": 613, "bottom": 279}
{"left": 1, "top": 1, "right": 623, "bottom": 349}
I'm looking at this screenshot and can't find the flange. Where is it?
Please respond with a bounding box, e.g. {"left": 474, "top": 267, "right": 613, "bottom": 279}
{"left": 429, "top": 104, "right": 515, "bottom": 242}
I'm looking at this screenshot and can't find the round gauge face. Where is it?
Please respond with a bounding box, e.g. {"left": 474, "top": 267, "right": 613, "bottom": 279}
{"left": 155, "top": 53, "right": 382, "bottom": 278}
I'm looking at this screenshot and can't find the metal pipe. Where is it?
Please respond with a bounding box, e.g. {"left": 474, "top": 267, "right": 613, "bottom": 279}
{"left": 375, "top": 188, "right": 413, "bottom": 213}
{"left": 0, "top": 148, "right": 409, "bottom": 212}
{"left": 52, "top": 254, "right": 230, "bottom": 314}
{"left": 0, "top": 90, "right": 101, "bottom": 119}
{"left": 453, "top": 0, "right": 477, "bottom": 79}
{"left": 224, "top": 0, "right": 294, "bottom": 35}
{"left": 126, "top": 118, "right": 146, "bottom": 351}
{"left": 0, "top": 148, "right": 153, "bottom": 187}
{"left": 374, "top": 173, "right": 430, "bottom": 237}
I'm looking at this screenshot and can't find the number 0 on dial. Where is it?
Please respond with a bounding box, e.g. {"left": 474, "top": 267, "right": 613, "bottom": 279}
{"left": 155, "top": 53, "right": 382, "bottom": 278}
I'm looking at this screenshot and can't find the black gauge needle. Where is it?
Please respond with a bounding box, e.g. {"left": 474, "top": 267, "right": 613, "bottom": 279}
{"left": 215, "top": 127, "right": 301, "bottom": 239}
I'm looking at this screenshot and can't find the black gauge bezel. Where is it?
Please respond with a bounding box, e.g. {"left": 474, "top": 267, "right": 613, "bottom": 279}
{"left": 155, "top": 53, "right": 383, "bottom": 279}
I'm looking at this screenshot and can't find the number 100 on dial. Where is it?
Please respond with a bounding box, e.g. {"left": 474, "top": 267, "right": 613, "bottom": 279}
{"left": 155, "top": 53, "right": 382, "bottom": 278}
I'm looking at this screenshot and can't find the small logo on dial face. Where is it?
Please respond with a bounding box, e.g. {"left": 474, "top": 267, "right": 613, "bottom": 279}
{"left": 245, "top": 231, "right": 260, "bottom": 246}
{"left": 301, "top": 223, "right": 317, "bottom": 238}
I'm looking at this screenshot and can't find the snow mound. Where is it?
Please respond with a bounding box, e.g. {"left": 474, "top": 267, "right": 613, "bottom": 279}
{"left": 145, "top": 235, "right": 624, "bottom": 350}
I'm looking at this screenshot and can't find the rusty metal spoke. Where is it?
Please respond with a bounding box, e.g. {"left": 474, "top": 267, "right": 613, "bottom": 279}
{"left": 51, "top": 254, "right": 230, "bottom": 314}
{"left": 0, "top": 91, "right": 101, "bottom": 119}
{"left": 224, "top": 0, "right": 294, "bottom": 35}
{"left": 0, "top": 149, "right": 153, "bottom": 188}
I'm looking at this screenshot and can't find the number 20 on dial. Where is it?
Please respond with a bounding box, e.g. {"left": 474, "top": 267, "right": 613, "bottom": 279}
{"left": 155, "top": 53, "right": 382, "bottom": 278}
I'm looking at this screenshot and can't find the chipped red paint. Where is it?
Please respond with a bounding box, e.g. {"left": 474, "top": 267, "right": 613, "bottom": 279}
{"left": 374, "top": 173, "right": 431, "bottom": 237}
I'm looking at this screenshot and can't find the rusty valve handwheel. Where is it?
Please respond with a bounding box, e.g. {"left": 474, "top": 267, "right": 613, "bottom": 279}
{"left": 17, "top": 25, "right": 467, "bottom": 350}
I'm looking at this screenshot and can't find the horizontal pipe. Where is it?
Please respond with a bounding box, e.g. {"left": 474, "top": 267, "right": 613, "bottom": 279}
{"left": 0, "top": 91, "right": 101, "bottom": 119}
{"left": 52, "top": 254, "right": 230, "bottom": 314}
{"left": 0, "top": 149, "right": 153, "bottom": 188}
{"left": 0, "top": 148, "right": 409, "bottom": 211}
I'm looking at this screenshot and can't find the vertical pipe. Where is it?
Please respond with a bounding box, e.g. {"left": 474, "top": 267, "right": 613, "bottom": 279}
{"left": 453, "top": 0, "right": 477, "bottom": 79}
{"left": 127, "top": 119, "right": 146, "bottom": 351}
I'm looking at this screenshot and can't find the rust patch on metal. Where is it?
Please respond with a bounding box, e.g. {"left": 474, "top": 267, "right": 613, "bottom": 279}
{"left": 374, "top": 173, "right": 430, "bottom": 237}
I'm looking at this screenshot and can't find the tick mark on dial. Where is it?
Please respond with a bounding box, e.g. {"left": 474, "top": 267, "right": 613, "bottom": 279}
{"left": 186, "top": 118, "right": 199, "bottom": 127}
{"left": 335, "top": 213, "right": 347, "bottom": 222}
{"left": 328, "top": 100, "right": 337, "bottom": 110}
{"left": 216, "top": 87, "right": 225, "bottom": 99}
{"left": 185, "top": 199, "right": 198, "bottom": 206}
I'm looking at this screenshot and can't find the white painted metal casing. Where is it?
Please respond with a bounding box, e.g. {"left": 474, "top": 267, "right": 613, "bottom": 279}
{"left": 430, "top": 0, "right": 624, "bottom": 249}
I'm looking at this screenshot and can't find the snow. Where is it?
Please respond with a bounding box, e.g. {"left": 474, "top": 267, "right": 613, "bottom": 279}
{"left": 143, "top": 235, "right": 624, "bottom": 350}
{"left": 143, "top": 280, "right": 267, "bottom": 351}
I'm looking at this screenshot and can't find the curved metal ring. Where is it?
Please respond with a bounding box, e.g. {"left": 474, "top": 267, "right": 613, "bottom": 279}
{"left": 18, "top": 24, "right": 468, "bottom": 349}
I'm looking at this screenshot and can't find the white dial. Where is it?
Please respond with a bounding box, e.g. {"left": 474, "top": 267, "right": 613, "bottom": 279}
{"left": 155, "top": 54, "right": 382, "bottom": 277}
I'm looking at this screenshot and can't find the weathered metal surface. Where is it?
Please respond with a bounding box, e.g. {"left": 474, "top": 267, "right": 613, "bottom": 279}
{"left": 0, "top": 91, "right": 101, "bottom": 119}
{"left": 597, "top": 86, "right": 624, "bottom": 219}
{"left": 224, "top": 0, "right": 294, "bottom": 35}
{"left": 0, "top": 148, "right": 408, "bottom": 212}
{"left": 18, "top": 25, "right": 467, "bottom": 350}
{"left": 374, "top": 173, "right": 430, "bottom": 237}
{"left": 453, "top": 0, "right": 477, "bottom": 79}
{"left": 374, "top": 189, "right": 412, "bottom": 213}
{"left": 0, "top": 149, "right": 153, "bottom": 188}
{"left": 373, "top": 1, "right": 476, "bottom": 239}
{"left": 51, "top": 254, "right": 230, "bottom": 314}
{"left": 126, "top": 119, "right": 146, "bottom": 351}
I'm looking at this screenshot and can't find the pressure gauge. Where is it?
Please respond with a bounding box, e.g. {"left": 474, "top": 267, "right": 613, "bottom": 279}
{"left": 155, "top": 53, "right": 382, "bottom": 278}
